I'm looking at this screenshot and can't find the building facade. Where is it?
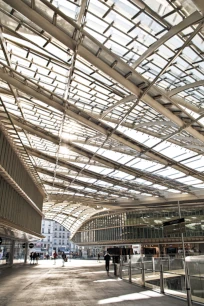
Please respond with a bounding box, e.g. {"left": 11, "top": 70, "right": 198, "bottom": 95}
{"left": 72, "top": 208, "right": 204, "bottom": 255}
{"left": 34, "top": 219, "right": 77, "bottom": 256}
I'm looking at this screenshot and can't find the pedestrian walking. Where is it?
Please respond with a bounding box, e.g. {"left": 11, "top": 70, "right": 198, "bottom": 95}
{"left": 36, "top": 252, "right": 40, "bottom": 264}
{"left": 97, "top": 253, "right": 100, "bottom": 262}
{"left": 104, "top": 252, "right": 111, "bottom": 275}
{"left": 62, "top": 252, "right": 66, "bottom": 267}
{"left": 30, "top": 252, "right": 33, "bottom": 264}
{"left": 53, "top": 251, "right": 57, "bottom": 265}
{"left": 33, "top": 252, "right": 37, "bottom": 264}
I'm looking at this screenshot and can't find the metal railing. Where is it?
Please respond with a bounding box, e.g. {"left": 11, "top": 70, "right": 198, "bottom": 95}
{"left": 110, "top": 254, "right": 204, "bottom": 305}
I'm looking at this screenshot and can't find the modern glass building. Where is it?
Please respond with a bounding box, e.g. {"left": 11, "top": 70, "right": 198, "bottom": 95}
{"left": 73, "top": 208, "right": 204, "bottom": 245}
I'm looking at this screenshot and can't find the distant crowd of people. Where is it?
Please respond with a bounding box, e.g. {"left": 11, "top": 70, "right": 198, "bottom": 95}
{"left": 29, "top": 249, "right": 112, "bottom": 276}
{"left": 29, "top": 250, "right": 112, "bottom": 274}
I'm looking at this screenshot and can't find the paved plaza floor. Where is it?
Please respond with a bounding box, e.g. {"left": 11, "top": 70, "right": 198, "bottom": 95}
{"left": 0, "top": 259, "right": 192, "bottom": 306}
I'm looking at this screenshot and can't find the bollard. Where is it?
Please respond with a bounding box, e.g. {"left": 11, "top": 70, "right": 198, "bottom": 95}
{"left": 182, "top": 258, "right": 185, "bottom": 269}
{"left": 168, "top": 256, "right": 170, "bottom": 271}
{"left": 129, "top": 258, "right": 132, "bottom": 283}
{"left": 141, "top": 262, "right": 145, "bottom": 287}
{"left": 185, "top": 266, "right": 192, "bottom": 306}
{"left": 152, "top": 257, "right": 155, "bottom": 272}
{"left": 114, "top": 263, "right": 117, "bottom": 276}
{"left": 119, "top": 257, "right": 122, "bottom": 279}
{"left": 160, "top": 264, "right": 164, "bottom": 294}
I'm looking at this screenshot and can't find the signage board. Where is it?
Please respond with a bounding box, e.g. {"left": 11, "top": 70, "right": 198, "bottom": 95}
{"left": 22, "top": 243, "right": 26, "bottom": 248}
{"left": 163, "top": 218, "right": 185, "bottom": 237}
{"left": 163, "top": 218, "right": 185, "bottom": 227}
{"left": 29, "top": 243, "right": 34, "bottom": 249}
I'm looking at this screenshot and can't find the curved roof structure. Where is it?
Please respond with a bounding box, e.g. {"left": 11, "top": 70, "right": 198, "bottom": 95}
{"left": 1, "top": 0, "right": 204, "bottom": 236}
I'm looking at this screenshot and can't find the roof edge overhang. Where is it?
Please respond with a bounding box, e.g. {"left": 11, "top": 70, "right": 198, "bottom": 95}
{"left": 0, "top": 218, "right": 44, "bottom": 241}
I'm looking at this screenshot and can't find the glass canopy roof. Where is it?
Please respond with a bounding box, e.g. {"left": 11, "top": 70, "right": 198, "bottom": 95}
{"left": 1, "top": 0, "right": 204, "bottom": 236}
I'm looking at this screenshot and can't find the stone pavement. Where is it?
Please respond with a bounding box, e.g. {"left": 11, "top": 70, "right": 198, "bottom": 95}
{"left": 0, "top": 259, "right": 190, "bottom": 306}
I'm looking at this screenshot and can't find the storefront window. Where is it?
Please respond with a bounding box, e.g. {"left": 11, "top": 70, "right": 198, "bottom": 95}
{"left": 0, "top": 238, "right": 12, "bottom": 265}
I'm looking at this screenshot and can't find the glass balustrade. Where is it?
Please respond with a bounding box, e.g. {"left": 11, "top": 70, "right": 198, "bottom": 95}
{"left": 186, "top": 255, "right": 204, "bottom": 304}
{"left": 110, "top": 253, "right": 204, "bottom": 305}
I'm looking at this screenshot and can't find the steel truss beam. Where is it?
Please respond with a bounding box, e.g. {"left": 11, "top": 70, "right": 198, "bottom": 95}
{"left": 36, "top": 166, "right": 140, "bottom": 199}
{"left": 47, "top": 193, "right": 204, "bottom": 209}
{"left": 45, "top": 194, "right": 104, "bottom": 205}
{"left": 131, "top": 11, "right": 202, "bottom": 68}
{"left": 192, "top": 0, "right": 204, "bottom": 15}
{"left": 156, "top": 87, "right": 204, "bottom": 114}
{"left": 130, "top": 0, "right": 179, "bottom": 29}
{"left": 3, "top": 0, "right": 204, "bottom": 147}
{"left": 2, "top": 88, "right": 203, "bottom": 155}
{"left": 0, "top": 66, "right": 168, "bottom": 165}
{"left": 99, "top": 193, "right": 204, "bottom": 208}
{"left": 26, "top": 146, "right": 162, "bottom": 196}
{"left": 15, "top": 127, "right": 137, "bottom": 159}
{"left": 101, "top": 94, "right": 135, "bottom": 118}
{"left": 168, "top": 80, "right": 204, "bottom": 97}
{"left": 100, "top": 22, "right": 204, "bottom": 139}
{"left": 44, "top": 202, "right": 101, "bottom": 221}
{"left": 11, "top": 114, "right": 198, "bottom": 192}
{"left": 71, "top": 113, "right": 204, "bottom": 155}
{"left": 0, "top": 89, "right": 178, "bottom": 156}
{"left": 0, "top": 66, "right": 204, "bottom": 184}
{"left": 43, "top": 179, "right": 112, "bottom": 200}
{"left": 77, "top": 0, "right": 88, "bottom": 25}
{"left": 4, "top": 1, "right": 199, "bottom": 118}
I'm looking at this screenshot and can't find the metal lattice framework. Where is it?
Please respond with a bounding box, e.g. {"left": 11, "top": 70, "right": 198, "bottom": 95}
{"left": 1, "top": 0, "right": 204, "bottom": 236}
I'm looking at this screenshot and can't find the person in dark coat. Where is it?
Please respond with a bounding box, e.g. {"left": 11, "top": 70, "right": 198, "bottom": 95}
{"left": 33, "top": 252, "right": 37, "bottom": 264}
{"left": 53, "top": 251, "right": 57, "bottom": 265}
{"left": 5, "top": 252, "right": 9, "bottom": 264}
{"left": 30, "top": 252, "right": 33, "bottom": 264}
{"left": 104, "top": 252, "right": 111, "bottom": 275}
{"left": 36, "top": 252, "right": 40, "bottom": 264}
{"left": 62, "top": 252, "right": 66, "bottom": 267}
